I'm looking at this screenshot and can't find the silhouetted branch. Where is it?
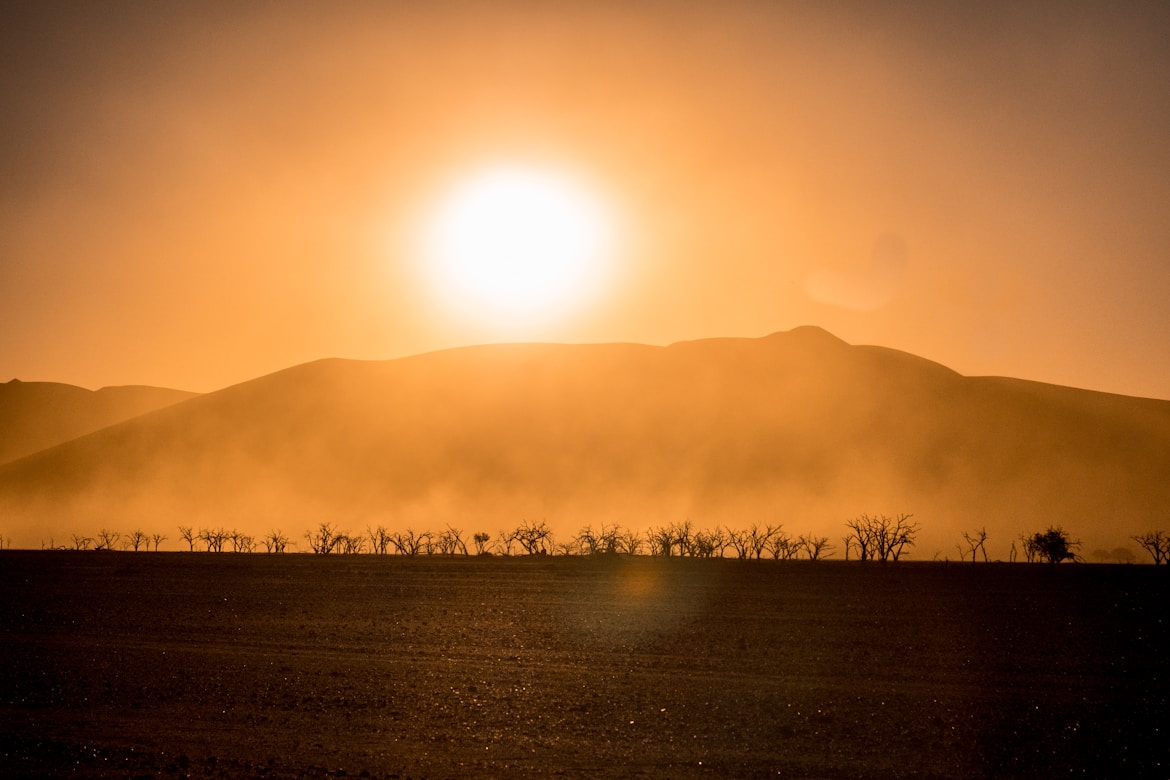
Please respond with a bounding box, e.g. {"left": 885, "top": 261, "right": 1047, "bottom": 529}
{"left": 960, "top": 528, "right": 989, "bottom": 562}
{"left": 1132, "top": 531, "right": 1169, "bottom": 565}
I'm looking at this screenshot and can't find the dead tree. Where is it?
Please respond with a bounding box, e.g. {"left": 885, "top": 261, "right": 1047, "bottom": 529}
{"left": 960, "top": 528, "right": 990, "bottom": 562}
{"left": 124, "top": 530, "right": 149, "bottom": 551}
{"left": 845, "top": 514, "right": 918, "bottom": 562}
{"left": 766, "top": 530, "right": 798, "bottom": 560}
{"left": 151, "top": 533, "right": 167, "bottom": 552}
{"left": 725, "top": 527, "right": 751, "bottom": 560}
{"left": 367, "top": 525, "right": 393, "bottom": 555}
{"left": 573, "top": 523, "right": 623, "bottom": 555}
{"left": 473, "top": 532, "right": 491, "bottom": 555}
{"left": 617, "top": 528, "right": 645, "bottom": 555}
{"left": 748, "top": 524, "right": 779, "bottom": 559}
{"left": 198, "top": 528, "right": 228, "bottom": 553}
{"left": 178, "top": 526, "right": 197, "bottom": 551}
{"left": 875, "top": 514, "right": 918, "bottom": 561}
{"left": 512, "top": 520, "right": 553, "bottom": 555}
{"left": 71, "top": 534, "right": 93, "bottom": 551}
{"left": 304, "top": 523, "right": 339, "bottom": 554}
{"left": 436, "top": 527, "right": 469, "bottom": 555}
{"left": 391, "top": 528, "right": 431, "bottom": 556}
{"left": 335, "top": 533, "right": 364, "bottom": 554}
{"left": 798, "top": 534, "right": 834, "bottom": 560}
{"left": 598, "top": 524, "right": 625, "bottom": 554}
{"left": 671, "top": 521, "right": 695, "bottom": 556}
{"left": 1019, "top": 534, "right": 1038, "bottom": 563}
{"left": 225, "top": 530, "right": 256, "bottom": 553}
{"left": 575, "top": 525, "right": 601, "bottom": 555}
{"left": 94, "top": 529, "right": 120, "bottom": 551}
{"left": 494, "top": 529, "right": 516, "bottom": 556}
{"left": 692, "top": 527, "right": 726, "bottom": 558}
{"left": 1132, "top": 531, "right": 1169, "bottom": 565}
{"left": 263, "top": 530, "right": 290, "bottom": 553}
{"left": 647, "top": 526, "right": 675, "bottom": 557}
{"left": 843, "top": 517, "right": 875, "bottom": 561}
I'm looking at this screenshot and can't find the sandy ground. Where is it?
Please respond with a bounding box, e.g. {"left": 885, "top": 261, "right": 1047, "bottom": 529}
{"left": 1, "top": 552, "right": 1166, "bottom": 778}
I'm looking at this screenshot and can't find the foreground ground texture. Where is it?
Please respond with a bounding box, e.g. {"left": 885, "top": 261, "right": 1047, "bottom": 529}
{"left": 1, "top": 552, "right": 1166, "bottom": 778}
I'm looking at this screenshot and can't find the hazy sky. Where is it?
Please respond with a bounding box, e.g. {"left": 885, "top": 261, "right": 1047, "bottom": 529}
{"left": 3, "top": 1, "right": 1169, "bottom": 398}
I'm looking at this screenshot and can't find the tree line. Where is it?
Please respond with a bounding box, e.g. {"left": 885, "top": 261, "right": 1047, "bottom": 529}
{"left": 26, "top": 517, "right": 1170, "bottom": 565}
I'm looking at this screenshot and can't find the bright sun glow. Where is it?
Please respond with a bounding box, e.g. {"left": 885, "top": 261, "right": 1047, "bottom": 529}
{"left": 421, "top": 165, "right": 614, "bottom": 325}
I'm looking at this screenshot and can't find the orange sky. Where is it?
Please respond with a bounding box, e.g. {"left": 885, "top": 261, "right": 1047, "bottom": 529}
{"left": 3, "top": 1, "right": 1169, "bottom": 398}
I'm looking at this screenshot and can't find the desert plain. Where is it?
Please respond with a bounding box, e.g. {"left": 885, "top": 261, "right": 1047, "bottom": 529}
{"left": 1, "top": 551, "right": 1166, "bottom": 778}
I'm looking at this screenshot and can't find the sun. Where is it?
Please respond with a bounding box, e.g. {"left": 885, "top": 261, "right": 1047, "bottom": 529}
{"left": 420, "top": 165, "right": 614, "bottom": 326}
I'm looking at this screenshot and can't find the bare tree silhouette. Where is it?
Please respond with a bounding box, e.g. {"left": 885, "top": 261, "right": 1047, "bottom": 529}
{"left": 124, "top": 530, "right": 149, "bottom": 551}
{"left": 843, "top": 517, "right": 875, "bottom": 561}
{"left": 725, "top": 527, "right": 751, "bottom": 560}
{"left": 671, "top": 521, "right": 695, "bottom": 556}
{"left": 262, "top": 530, "right": 290, "bottom": 553}
{"left": 473, "top": 532, "right": 491, "bottom": 555}
{"left": 304, "top": 523, "right": 339, "bottom": 554}
{"left": 151, "top": 533, "right": 167, "bottom": 551}
{"left": 336, "top": 533, "right": 364, "bottom": 554}
{"left": 70, "top": 534, "right": 93, "bottom": 551}
{"left": 692, "top": 527, "right": 726, "bottom": 558}
{"left": 178, "top": 526, "right": 197, "bottom": 551}
{"left": 231, "top": 532, "right": 256, "bottom": 553}
{"left": 647, "top": 525, "right": 676, "bottom": 557}
{"left": 575, "top": 524, "right": 628, "bottom": 555}
{"left": 617, "top": 528, "right": 645, "bottom": 555}
{"left": 798, "top": 534, "right": 834, "bottom": 560}
{"left": 574, "top": 525, "right": 601, "bottom": 555}
{"left": 875, "top": 514, "right": 918, "bottom": 561}
{"left": 95, "top": 529, "right": 120, "bottom": 551}
{"left": 844, "top": 514, "right": 918, "bottom": 562}
{"left": 198, "top": 528, "right": 228, "bottom": 553}
{"left": 748, "top": 524, "right": 779, "bottom": 559}
{"left": 494, "top": 529, "right": 516, "bottom": 556}
{"left": 1131, "top": 531, "right": 1168, "bottom": 565}
{"left": 392, "top": 528, "right": 431, "bottom": 556}
{"left": 512, "top": 520, "right": 553, "bottom": 555}
{"left": 367, "top": 525, "right": 393, "bottom": 555}
{"left": 766, "top": 528, "right": 798, "bottom": 560}
{"left": 960, "top": 528, "right": 989, "bottom": 562}
{"left": 435, "top": 527, "right": 469, "bottom": 555}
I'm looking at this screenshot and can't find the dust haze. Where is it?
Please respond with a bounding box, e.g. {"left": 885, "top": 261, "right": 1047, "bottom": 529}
{"left": 3, "top": 329, "right": 1167, "bottom": 557}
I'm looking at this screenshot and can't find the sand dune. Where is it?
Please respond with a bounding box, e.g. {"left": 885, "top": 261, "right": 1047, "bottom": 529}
{"left": 2, "top": 327, "right": 1167, "bottom": 555}
{"left": 0, "top": 380, "right": 197, "bottom": 465}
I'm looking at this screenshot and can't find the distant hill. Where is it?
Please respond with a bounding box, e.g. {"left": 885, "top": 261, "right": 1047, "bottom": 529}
{"left": 0, "top": 380, "right": 198, "bottom": 465}
{"left": 1, "top": 327, "right": 1167, "bottom": 556}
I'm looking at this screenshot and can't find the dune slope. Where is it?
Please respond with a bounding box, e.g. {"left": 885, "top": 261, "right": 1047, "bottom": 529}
{"left": 1, "top": 327, "right": 1167, "bottom": 555}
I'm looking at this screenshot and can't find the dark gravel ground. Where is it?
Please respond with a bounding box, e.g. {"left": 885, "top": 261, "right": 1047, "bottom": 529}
{"left": 1, "top": 551, "right": 1167, "bottom": 778}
